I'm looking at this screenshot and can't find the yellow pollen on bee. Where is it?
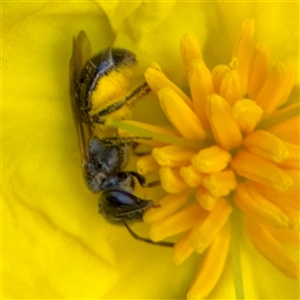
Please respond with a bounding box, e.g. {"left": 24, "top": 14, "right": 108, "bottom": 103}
{"left": 90, "top": 70, "right": 130, "bottom": 115}
{"left": 190, "top": 198, "right": 232, "bottom": 253}
{"left": 230, "top": 150, "right": 293, "bottom": 191}
{"left": 188, "top": 59, "right": 213, "bottom": 128}
{"left": 206, "top": 94, "right": 242, "bottom": 150}
{"left": 242, "top": 130, "right": 289, "bottom": 162}
{"left": 159, "top": 166, "right": 188, "bottom": 194}
{"left": 219, "top": 69, "right": 243, "bottom": 106}
{"left": 145, "top": 66, "right": 193, "bottom": 108}
{"left": 255, "top": 62, "right": 296, "bottom": 113}
{"left": 195, "top": 186, "right": 218, "bottom": 211}
{"left": 179, "top": 165, "right": 203, "bottom": 187}
{"left": 152, "top": 145, "right": 197, "bottom": 168}
{"left": 202, "top": 170, "right": 237, "bottom": 198}
{"left": 158, "top": 87, "right": 207, "bottom": 140}
{"left": 247, "top": 43, "right": 270, "bottom": 99}
{"left": 191, "top": 145, "right": 231, "bottom": 173}
{"left": 234, "top": 183, "right": 289, "bottom": 228}
{"left": 180, "top": 32, "right": 203, "bottom": 76}
{"left": 149, "top": 202, "right": 207, "bottom": 242}
{"left": 143, "top": 190, "right": 190, "bottom": 224}
{"left": 231, "top": 99, "right": 263, "bottom": 134}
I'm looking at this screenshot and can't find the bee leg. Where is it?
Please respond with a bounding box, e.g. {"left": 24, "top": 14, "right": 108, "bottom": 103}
{"left": 122, "top": 221, "right": 174, "bottom": 247}
{"left": 91, "top": 82, "right": 151, "bottom": 123}
{"left": 100, "top": 136, "right": 152, "bottom": 146}
{"left": 124, "top": 171, "right": 160, "bottom": 188}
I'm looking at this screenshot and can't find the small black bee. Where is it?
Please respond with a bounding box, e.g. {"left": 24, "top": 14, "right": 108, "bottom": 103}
{"left": 69, "top": 31, "right": 173, "bottom": 247}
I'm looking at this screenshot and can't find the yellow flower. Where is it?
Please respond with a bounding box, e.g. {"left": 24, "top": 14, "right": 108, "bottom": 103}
{"left": 2, "top": 1, "right": 299, "bottom": 299}
{"left": 130, "top": 20, "right": 299, "bottom": 299}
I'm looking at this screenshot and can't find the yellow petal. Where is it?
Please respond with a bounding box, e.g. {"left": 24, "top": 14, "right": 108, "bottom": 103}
{"left": 158, "top": 87, "right": 207, "bottom": 140}
{"left": 206, "top": 94, "right": 242, "bottom": 150}
{"left": 219, "top": 69, "right": 243, "bottom": 106}
{"left": 180, "top": 33, "right": 203, "bottom": 76}
{"left": 173, "top": 230, "right": 195, "bottom": 265}
{"left": 231, "top": 150, "right": 293, "bottom": 191}
{"left": 255, "top": 62, "right": 296, "bottom": 113}
{"left": 159, "top": 167, "right": 188, "bottom": 194}
{"left": 191, "top": 145, "right": 231, "bottom": 173}
{"left": 152, "top": 145, "right": 197, "bottom": 167}
{"left": 247, "top": 43, "right": 270, "bottom": 99}
{"left": 195, "top": 186, "right": 218, "bottom": 211}
{"left": 231, "top": 99, "right": 263, "bottom": 134}
{"left": 136, "top": 154, "right": 160, "bottom": 175}
{"left": 145, "top": 66, "right": 193, "bottom": 108}
{"left": 187, "top": 224, "right": 230, "bottom": 299}
{"left": 143, "top": 190, "right": 190, "bottom": 223}
{"left": 190, "top": 198, "right": 232, "bottom": 253}
{"left": 189, "top": 59, "right": 213, "bottom": 128}
{"left": 246, "top": 221, "right": 300, "bottom": 279}
{"left": 149, "top": 203, "right": 207, "bottom": 241}
{"left": 234, "top": 183, "right": 289, "bottom": 228}
{"left": 179, "top": 165, "right": 203, "bottom": 187}
{"left": 202, "top": 170, "right": 237, "bottom": 197}
{"left": 242, "top": 130, "right": 289, "bottom": 162}
{"left": 232, "top": 19, "right": 255, "bottom": 95}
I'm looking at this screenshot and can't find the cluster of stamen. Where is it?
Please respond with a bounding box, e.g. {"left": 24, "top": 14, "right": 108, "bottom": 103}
{"left": 122, "top": 19, "right": 299, "bottom": 298}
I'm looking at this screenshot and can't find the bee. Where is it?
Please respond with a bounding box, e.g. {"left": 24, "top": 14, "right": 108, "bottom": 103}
{"left": 69, "top": 31, "right": 173, "bottom": 247}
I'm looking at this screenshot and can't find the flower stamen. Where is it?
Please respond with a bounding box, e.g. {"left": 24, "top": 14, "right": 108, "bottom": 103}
{"left": 149, "top": 202, "right": 207, "bottom": 241}
{"left": 206, "top": 94, "right": 242, "bottom": 150}
{"left": 158, "top": 87, "right": 207, "bottom": 140}
{"left": 159, "top": 167, "right": 188, "bottom": 194}
{"left": 190, "top": 198, "right": 232, "bottom": 253}
{"left": 242, "top": 130, "right": 289, "bottom": 162}
{"left": 231, "top": 150, "right": 293, "bottom": 190}
{"left": 187, "top": 224, "right": 231, "bottom": 299}
{"left": 246, "top": 221, "right": 300, "bottom": 279}
{"left": 191, "top": 145, "right": 231, "bottom": 173}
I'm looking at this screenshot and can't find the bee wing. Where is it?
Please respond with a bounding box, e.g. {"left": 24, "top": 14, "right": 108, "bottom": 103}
{"left": 69, "top": 31, "right": 93, "bottom": 162}
{"left": 69, "top": 30, "right": 91, "bottom": 85}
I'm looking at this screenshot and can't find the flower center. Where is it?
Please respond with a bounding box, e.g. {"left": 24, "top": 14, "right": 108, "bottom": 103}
{"left": 109, "top": 19, "right": 300, "bottom": 299}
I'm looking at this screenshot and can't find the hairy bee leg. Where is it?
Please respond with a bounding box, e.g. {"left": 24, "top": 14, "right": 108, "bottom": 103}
{"left": 123, "top": 171, "right": 160, "bottom": 188}
{"left": 92, "top": 82, "right": 151, "bottom": 123}
{"left": 99, "top": 136, "right": 152, "bottom": 146}
{"left": 123, "top": 221, "right": 174, "bottom": 247}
